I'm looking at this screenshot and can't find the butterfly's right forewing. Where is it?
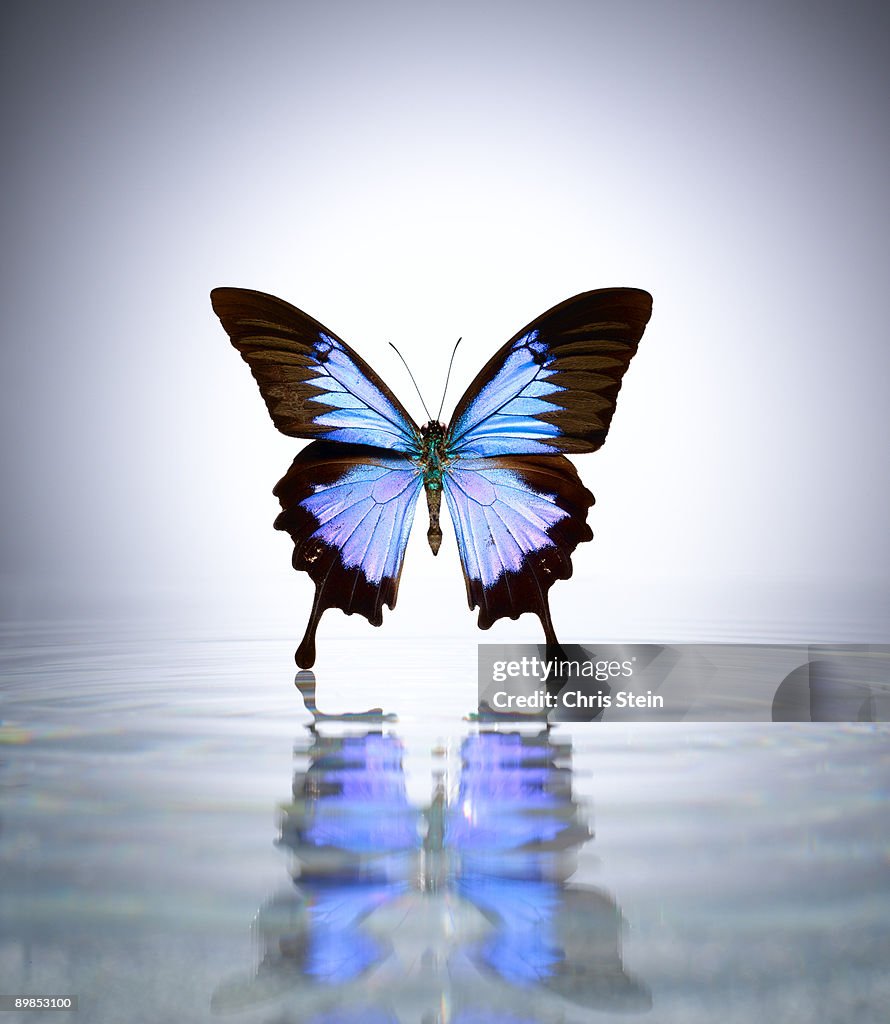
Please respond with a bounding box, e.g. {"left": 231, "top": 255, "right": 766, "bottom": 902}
{"left": 446, "top": 288, "right": 652, "bottom": 457}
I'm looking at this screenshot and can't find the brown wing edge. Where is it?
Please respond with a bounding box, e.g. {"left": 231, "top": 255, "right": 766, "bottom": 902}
{"left": 447, "top": 288, "right": 653, "bottom": 455}
{"left": 210, "top": 287, "right": 419, "bottom": 441}
{"left": 451, "top": 454, "right": 595, "bottom": 646}
{"left": 273, "top": 441, "right": 420, "bottom": 668}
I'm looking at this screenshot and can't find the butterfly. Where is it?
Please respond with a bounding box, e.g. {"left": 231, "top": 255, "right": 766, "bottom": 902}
{"left": 210, "top": 287, "right": 653, "bottom": 668}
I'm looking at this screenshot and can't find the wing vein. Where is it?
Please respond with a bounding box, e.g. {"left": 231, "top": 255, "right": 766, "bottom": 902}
{"left": 314, "top": 357, "right": 419, "bottom": 448}
{"left": 448, "top": 358, "right": 549, "bottom": 451}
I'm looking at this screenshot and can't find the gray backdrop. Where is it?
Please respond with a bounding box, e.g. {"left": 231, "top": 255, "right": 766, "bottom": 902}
{"left": 2, "top": 0, "right": 888, "bottom": 645}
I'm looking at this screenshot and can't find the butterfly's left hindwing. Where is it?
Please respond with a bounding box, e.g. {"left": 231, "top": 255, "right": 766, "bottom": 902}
{"left": 274, "top": 442, "right": 423, "bottom": 668}
{"left": 441, "top": 455, "right": 593, "bottom": 643}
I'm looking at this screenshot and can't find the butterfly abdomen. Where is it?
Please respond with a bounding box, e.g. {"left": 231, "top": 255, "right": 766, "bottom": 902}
{"left": 425, "top": 486, "right": 443, "bottom": 555}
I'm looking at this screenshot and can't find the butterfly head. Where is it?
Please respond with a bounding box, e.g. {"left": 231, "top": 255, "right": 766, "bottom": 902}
{"left": 420, "top": 419, "right": 447, "bottom": 443}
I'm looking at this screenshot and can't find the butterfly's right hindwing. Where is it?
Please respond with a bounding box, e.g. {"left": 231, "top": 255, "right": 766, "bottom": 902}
{"left": 441, "top": 454, "right": 594, "bottom": 643}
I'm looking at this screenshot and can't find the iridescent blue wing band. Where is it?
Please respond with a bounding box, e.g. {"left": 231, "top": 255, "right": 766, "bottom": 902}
{"left": 274, "top": 442, "right": 423, "bottom": 667}
{"left": 441, "top": 455, "right": 593, "bottom": 643}
{"left": 446, "top": 288, "right": 652, "bottom": 457}
{"left": 211, "top": 288, "right": 421, "bottom": 452}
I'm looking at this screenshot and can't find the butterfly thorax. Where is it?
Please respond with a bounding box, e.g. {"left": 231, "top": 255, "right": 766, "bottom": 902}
{"left": 419, "top": 421, "right": 449, "bottom": 487}
{"left": 419, "top": 421, "right": 450, "bottom": 555}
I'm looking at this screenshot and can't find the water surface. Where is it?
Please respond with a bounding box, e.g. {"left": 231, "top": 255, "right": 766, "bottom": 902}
{"left": 1, "top": 625, "right": 888, "bottom": 1022}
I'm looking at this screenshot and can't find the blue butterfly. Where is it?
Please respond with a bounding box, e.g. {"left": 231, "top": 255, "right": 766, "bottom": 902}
{"left": 211, "top": 288, "right": 652, "bottom": 667}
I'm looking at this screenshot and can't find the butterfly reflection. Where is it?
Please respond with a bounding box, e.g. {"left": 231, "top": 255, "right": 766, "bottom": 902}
{"left": 294, "top": 669, "right": 398, "bottom": 723}
{"left": 212, "top": 288, "right": 652, "bottom": 667}
{"left": 211, "top": 725, "right": 651, "bottom": 1021}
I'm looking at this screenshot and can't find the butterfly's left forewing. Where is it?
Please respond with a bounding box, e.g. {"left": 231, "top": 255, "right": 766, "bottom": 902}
{"left": 211, "top": 288, "right": 421, "bottom": 452}
{"left": 274, "top": 442, "right": 423, "bottom": 668}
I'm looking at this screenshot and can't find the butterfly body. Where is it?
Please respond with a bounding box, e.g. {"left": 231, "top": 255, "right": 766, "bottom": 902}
{"left": 211, "top": 286, "right": 652, "bottom": 667}
{"left": 418, "top": 420, "right": 449, "bottom": 555}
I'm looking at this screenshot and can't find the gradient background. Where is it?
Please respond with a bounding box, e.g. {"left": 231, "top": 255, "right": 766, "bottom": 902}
{"left": 3, "top": 0, "right": 888, "bottom": 648}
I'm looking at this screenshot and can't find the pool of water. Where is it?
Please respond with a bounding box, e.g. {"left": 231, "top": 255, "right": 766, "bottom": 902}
{"left": 1, "top": 624, "right": 888, "bottom": 1022}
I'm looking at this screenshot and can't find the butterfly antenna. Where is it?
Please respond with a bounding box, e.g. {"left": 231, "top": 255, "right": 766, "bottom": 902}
{"left": 436, "top": 337, "right": 462, "bottom": 422}
{"left": 389, "top": 341, "right": 433, "bottom": 421}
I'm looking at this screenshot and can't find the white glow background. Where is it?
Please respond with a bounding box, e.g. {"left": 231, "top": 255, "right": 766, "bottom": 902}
{"left": 2, "top": 0, "right": 888, "bottom": 646}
